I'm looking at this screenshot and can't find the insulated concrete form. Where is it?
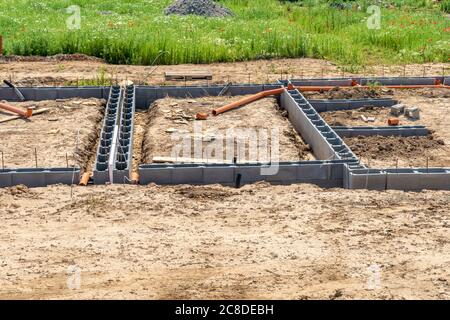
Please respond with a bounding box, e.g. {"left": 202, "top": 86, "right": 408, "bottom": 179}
{"left": 0, "top": 168, "right": 80, "bottom": 188}
{"left": 309, "top": 99, "right": 398, "bottom": 112}
{"left": 281, "top": 89, "right": 357, "bottom": 161}
{"left": 0, "top": 86, "right": 110, "bottom": 102}
{"left": 138, "top": 160, "right": 356, "bottom": 188}
{"left": 344, "top": 165, "right": 450, "bottom": 191}
{"left": 113, "top": 85, "right": 136, "bottom": 183}
{"left": 93, "top": 86, "right": 122, "bottom": 184}
{"left": 289, "top": 76, "right": 449, "bottom": 87}
{"left": 333, "top": 125, "right": 430, "bottom": 138}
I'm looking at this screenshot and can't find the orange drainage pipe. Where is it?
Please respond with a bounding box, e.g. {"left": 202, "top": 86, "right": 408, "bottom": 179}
{"left": 79, "top": 172, "right": 91, "bottom": 186}
{"left": 212, "top": 87, "right": 285, "bottom": 116}
{"left": 0, "top": 101, "right": 33, "bottom": 118}
{"left": 294, "top": 84, "right": 450, "bottom": 92}
{"left": 131, "top": 172, "right": 139, "bottom": 184}
{"left": 211, "top": 84, "right": 449, "bottom": 115}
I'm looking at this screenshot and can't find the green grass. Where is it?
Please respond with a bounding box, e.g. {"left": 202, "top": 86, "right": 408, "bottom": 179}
{"left": 0, "top": 0, "right": 448, "bottom": 66}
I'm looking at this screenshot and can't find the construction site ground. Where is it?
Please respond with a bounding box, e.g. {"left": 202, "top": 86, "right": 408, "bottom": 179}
{"left": 0, "top": 99, "right": 104, "bottom": 170}
{"left": 0, "top": 57, "right": 449, "bottom": 300}
{"left": 137, "top": 96, "right": 313, "bottom": 165}
{"left": 0, "top": 183, "right": 449, "bottom": 299}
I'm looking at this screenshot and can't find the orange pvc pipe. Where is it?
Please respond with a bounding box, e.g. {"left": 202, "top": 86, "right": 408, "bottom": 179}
{"left": 131, "top": 172, "right": 139, "bottom": 184}
{"left": 0, "top": 101, "right": 33, "bottom": 117}
{"left": 212, "top": 88, "right": 285, "bottom": 115}
{"left": 294, "top": 84, "right": 450, "bottom": 92}
{"left": 211, "top": 84, "right": 448, "bottom": 115}
{"left": 79, "top": 172, "right": 91, "bottom": 186}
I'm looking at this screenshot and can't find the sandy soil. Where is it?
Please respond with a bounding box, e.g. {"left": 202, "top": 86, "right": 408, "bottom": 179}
{"left": 139, "top": 96, "right": 313, "bottom": 164}
{"left": 0, "top": 56, "right": 448, "bottom": 86}
{"left": 0, "top": 183, "right": 449, "bottom": 300}
{"left": 0, "top": 99, "right": 105, "bottom": 170}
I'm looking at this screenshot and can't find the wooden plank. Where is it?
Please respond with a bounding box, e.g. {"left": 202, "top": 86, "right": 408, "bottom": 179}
{"left": 0, "top": 108, "right": 49, "bottom": 124}
{"left": 164, "top": 71, "right": 213, "bottom": 81}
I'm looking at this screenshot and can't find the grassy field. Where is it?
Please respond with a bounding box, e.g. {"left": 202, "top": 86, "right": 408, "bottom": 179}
{"left": 0, "top": 0, "right": 448, "bottom": 66}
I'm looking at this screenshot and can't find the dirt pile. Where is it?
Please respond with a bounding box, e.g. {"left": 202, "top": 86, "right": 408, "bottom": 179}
{"left": 304, "top": 87, "right": 391, "bottom": 100}
{"left": 345, "top": 135, "right": 445, "bottom": 161}
{"left": 165, "top": 0, "right": 233, "bottom": 17}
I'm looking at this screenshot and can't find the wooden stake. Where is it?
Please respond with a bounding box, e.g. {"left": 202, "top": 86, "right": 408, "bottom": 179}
{"left": 34, "top": 148, "right": 38, "bottom": 168}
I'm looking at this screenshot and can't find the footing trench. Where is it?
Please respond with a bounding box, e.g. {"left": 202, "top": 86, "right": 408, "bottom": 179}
{"left": 0, "top": 76, "right": 449, "bottom": 190}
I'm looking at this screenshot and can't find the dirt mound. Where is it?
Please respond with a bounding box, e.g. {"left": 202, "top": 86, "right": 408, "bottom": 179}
{"left": 344, "top": 135, "right": 445, "bottom": 161}
{"left": 304, "top": 87, "right": 392, "bottom": 100}
{"left": 165, "top": 0, "right": 233, "bottom": 17}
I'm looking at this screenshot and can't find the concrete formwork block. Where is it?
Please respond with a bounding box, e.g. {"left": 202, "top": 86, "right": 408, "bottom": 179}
{"left": 0, "top": 168, "right": 80, "bottom": 188}
{"left": 386, "top": 169, "right": 450, "bottom": 190}
{"left": 288, "top": 76, "right": 442, "bottom": 86}
{"left": 138, "top": 166, "right": 173, "bottom": 185}
{"left": 281, "top": 90, "right": 337, "bottom": 160}
{"left": 45, "top": 168, "right": 80, "bottom": 185}
{"left": 171, "top": 166, "right": 205, "bottom": 184}
{"left": 0, "top": 86, "right": 108, "bottom": 102}
{"left": 93, "top": 86, "right": 121, "bottom": 184}
{"left": 93, "top": 170, "right": 109, "bottom": 185}
{"left": 203, "top": 165, "right": 236, "bottom": 184}
{"left": 404, "top": 106, "right": 420, "bottom": 120}
{"left": 333, "top": 126, "right": 429, "bottom": 138}
{"left": 235, "top": 165, "right": 265, "bottom": 184}
{"left": 0, "top": 171, "right": 12, "bottom": 188}
{"left": 297, "top": 164, "right": 328, "bottom": 180}
{"left": 390, "top": 104, "right": 406, "bottom": 116}
{"left": 346, "top": 169, "right": 387, "bottom": 190}
{"left": 11, "top": 169, "right": 46, "bottom": 188}
{"left": 263, "top": 164, "right": 299, "bottom": 183}
{"left": 304, "top": 99, "right": 397, "bottom": 112}
{"left": 114, "top": 85, "right": 136, "bottom": 182}
{"left": 290, "top": 79, "right": 353, "bottom": 87}
{"left": 138, "top": 160, "right": 356, "bottom": 187}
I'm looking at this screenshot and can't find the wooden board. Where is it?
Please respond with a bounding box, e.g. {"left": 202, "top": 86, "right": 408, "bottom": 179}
{"left": 164, "top": 71, "right": 213, "bottom": 81}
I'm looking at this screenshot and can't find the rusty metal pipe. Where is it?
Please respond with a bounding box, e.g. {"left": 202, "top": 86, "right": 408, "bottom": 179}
{"left": 212, "top": 88, "right": 285, "bottom": 116}
{"left": 0, "top": 101, "right": 32, "bottom": 117}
